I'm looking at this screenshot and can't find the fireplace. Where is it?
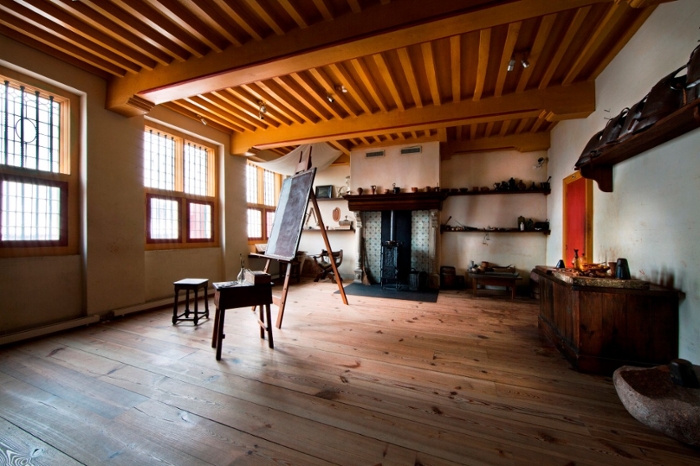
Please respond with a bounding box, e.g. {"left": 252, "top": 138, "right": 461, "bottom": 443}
{"left": 345, "top": 193, "right": 444, "bottom": 289}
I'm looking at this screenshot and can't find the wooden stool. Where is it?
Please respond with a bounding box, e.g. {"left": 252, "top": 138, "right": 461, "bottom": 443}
{"left": 212, "top": 283, "right": 273, "bottom": 360}
{"left": 172, "top": 278, "right": 210, "bottom": 325}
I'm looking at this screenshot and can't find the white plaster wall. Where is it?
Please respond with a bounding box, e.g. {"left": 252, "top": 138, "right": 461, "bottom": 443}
{"left": 298, "top": 164, "right": 356, "bottom": 279}
{"left": 0, "top": 256, "right": 82, "bottom": 333}
{"left": 145, "top": 248, "right": 223, "bottom": 300}
{"left": 546, "top": 0, "right": 700, "bottom": 361}
{"left": 441, "top": 150, "right": 550, "bottom": 282}
{"left": 350, "top": 141, "right": 440, "bottom": 193}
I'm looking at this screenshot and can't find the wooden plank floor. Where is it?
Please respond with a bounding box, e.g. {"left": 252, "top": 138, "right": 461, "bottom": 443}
{"left": 1, "top": 280, "right": 699, "bottom": 465}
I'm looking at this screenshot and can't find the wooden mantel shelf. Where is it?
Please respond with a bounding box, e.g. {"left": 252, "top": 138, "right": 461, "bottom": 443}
{"left": 578, "top": 100, "right": 700, "bottom": 192}
{"left": 343, "top": 192, "right": 447, "bottom": 211}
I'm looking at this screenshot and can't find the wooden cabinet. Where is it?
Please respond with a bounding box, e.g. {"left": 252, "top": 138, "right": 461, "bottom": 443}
{"left": 534, "top": 267, "right": 679, "bottom": 375}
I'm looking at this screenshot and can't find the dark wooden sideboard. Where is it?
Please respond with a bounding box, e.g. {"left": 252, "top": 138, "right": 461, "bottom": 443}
{"left": 533, "top": 267, "right": 679, "bottom": 375}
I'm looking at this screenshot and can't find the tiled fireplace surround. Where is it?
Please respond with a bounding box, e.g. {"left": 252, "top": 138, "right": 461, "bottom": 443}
{"left": 352, "top": 209, "right": 439, "bottom": 285}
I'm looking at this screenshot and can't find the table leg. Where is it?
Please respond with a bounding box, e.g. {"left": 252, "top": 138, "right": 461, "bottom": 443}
{"left": 216, "top": 308, "right": 226, "bottom": 361}
{"left": 203, "top": 283, "right": 210, "bottom": 318}
{"left": 212, "top": 307, "right": 220, "bottom": 348}
{"left": 265, "top": 304, "right": 274, "bottom": 349}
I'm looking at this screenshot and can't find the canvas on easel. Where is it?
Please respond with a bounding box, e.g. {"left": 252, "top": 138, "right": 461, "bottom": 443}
{"left": 260, "top": 147, "right": 347, "bottom": 329}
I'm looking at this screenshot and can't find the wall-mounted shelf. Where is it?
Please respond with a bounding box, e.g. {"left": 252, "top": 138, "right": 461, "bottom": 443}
{"left": 314, "top": 197, "right": 347, "bottom": 202}
{"left": 578, "top": 100, "right": 700, "bottom": 192}
{"left": 303, "top": 227, "right": 355, "bottom": 232}
{"left": 441, "top": 227, "right": 550, "bottom": 236}
{"left": 444, "top": 188, "right": 550, "bottom": 196}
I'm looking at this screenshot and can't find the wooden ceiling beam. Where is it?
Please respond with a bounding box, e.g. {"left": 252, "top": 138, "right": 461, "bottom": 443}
{"left": 421, "top": 42, "right": 441, "bottom": 106}
{"left": 278, "top": 0, "right": 308, "bottom": 29}
{"left": 516, "top": 13, "right": 556, "bottom": 93}
{"left": 494, "top": 21, "right": 522, "bottom": 98}
{"left": 273, "top": 76, "right": 327, "bottom": 121}
{"left": 49, "top": 0, "right": 173, "bottom": 67}
{"left": 473, "top": 28, "right": 491, "bottom": 101}
{"left": 16, "top": 0, "right": 157, "bottom": 71}
{"left": 329, "top": 63, "right": 372, "bottom": 116}
{"left": 349, "top": 58, "right": 388, "bottom": 113}
{"left": 539, "top": 6, "right": 591, "bottom": 89}
{"left": 143, "top": 0, "right": 227, "bottom": 52}
{"left": 2, "top": 0, "right": 143, "bottom": 74}
{"left": 311, "top": 0, "right": 334, "bottom": 21}
{"left": 107, "top": 0, "right": 610, "bottom": 116}
{"left": 397, "top": 48, "right": 422, "bottom": 109}
{"left": 245, "top": 0, "right": 285, "bottom": 36}
{"left": 209, "top": 0, "right": 262, "bottom": 41}
{"left": 253, "top": 81, "right": 309, "bottom": 124}
{"left": 78, "top": 0, "right": 189, "bottom": 62}
{"left": 0, "top": 14, "right": 127, "bottom": 77}
{"left": 562, "top": 2, "right": 629, "bottom": 84}
{"left": 226, "top": 87, "right": 290, "bottom": 126}
{"left": 289, "top": 72, "right": 342, "bottom": 120}
{"left": 308, "top": 67, "right": 356, "bottom": 117}
{"left": 450, "top": 35, "right": 461, "bottom": 103}
{"left": 111, "top": 0, "right": 208, "bottom": 58}
{"left": 208, "top": 91, "right": 277, "bottom": 129}
{"left": 160, "top": 102, "right": 236, "bottom": 134}
{"left": 231, "top": 81, "right": 594, "bottom": 152}
{"left": 373, "top": 53, "right": 405, "bottom": 112}
{"left": 183, "top": 95, "right": 260, "bottom": 131}
{"left": 441, "top": 132, "right": 550, "bottom": 155}
{"left": 181, "top": 0, "right": 243, "bottom": 47}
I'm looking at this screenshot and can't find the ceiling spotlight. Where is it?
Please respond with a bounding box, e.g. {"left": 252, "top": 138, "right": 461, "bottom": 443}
{"left": 195, "top": 114, "right": 207, "bottom": 125}
{"left": 507, "top": 58, "right": 515, "bottom": 72}
{"left": 326, "top": 93, "right": 335, "bottom": 103}
{"left": 259, "top": 112, "right": 265, "bottom": 120}
{"left": 336, "top": 85, "right": 348, "bottom": 93}
{"left": 521, "top": 53, "right": 530, "bottom": 68}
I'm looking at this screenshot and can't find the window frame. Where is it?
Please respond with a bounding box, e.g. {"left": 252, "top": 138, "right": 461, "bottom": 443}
{"left": 246, "top": 162, "right": 281, "bottom": 244}
{"left": 0, "top": 173, "right": 68, "bottom": 248}
{"left": 144, "top": 123, "right": 218, "bottom": 250}
{"left": 0, "top": 68, "right": 78, "bottom": 258}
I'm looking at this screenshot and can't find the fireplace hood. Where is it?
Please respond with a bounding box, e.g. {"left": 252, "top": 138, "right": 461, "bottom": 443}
{"left": 343, "top": 192, "right": 447, "bottom": 212}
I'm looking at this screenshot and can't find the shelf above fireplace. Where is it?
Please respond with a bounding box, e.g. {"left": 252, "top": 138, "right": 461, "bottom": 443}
{"left": 343, "top": 192, "right": 447, "bottom": 211}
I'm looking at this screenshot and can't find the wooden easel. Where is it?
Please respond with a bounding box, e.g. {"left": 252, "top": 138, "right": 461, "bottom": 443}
{"left": 261, "top": 148, "right": 347, "bottom": 329}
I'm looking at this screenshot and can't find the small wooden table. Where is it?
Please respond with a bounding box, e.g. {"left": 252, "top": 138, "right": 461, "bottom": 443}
{"left": 469, "top": 272, "right": 521, "bottom": 299}
{"left": 212, "top": 282, "right": 273, "bottom": 360}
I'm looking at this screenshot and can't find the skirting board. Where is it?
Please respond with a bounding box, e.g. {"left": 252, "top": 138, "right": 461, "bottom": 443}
{"left": 0, "top": 315, "right": 100, "bottom": 346}
{"left": 113, "top": 289, "right": 215, "bottom": 317}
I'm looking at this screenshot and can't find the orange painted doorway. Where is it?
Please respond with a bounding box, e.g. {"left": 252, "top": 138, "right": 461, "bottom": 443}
{"left": 563, "top": 172, "right": 593, "bottom": 267}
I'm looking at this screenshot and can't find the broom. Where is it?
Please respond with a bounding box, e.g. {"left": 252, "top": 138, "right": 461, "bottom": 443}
{"left": 361, "top": 237, "right": 371, "bottom": 285}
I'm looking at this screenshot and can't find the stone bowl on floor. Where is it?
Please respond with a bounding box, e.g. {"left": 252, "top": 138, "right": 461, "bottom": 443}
{"left": 613, "top": 364, "right": 700, "bottom": 446}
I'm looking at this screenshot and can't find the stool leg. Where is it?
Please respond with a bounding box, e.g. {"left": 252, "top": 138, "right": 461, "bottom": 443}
{"left": 193, "top": 288, "right": 199, "bottom": 325}
{"left": 203, "top": 283, "right": 210, "bottom": 318}
{"left": 184, "top": 289, "right": 191, "bottom": 317}
{"left": 265, "top": 304, "right": 274, "bottom": 349}
{"left": 172, "top": 287, "right": 179, "bottom": 325}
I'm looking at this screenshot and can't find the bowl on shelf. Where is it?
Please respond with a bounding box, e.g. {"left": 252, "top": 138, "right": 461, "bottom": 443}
{"left": 459, "top": 187, "right": 469, "bottom": 193}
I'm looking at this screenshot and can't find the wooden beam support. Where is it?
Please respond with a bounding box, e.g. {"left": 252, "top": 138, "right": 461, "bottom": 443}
{"left": 106, "top": 0, "right": 612, "bottom": 116}
{"left": 442, "top": 132, "right": 550, "bottom": 155}
{"left": 231, "top": 81, "right": 594, "bottom": 153}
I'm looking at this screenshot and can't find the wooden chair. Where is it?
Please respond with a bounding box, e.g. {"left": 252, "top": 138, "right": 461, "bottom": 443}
{"left": 312, "top": 249, "right": 343, "bottom": 283}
